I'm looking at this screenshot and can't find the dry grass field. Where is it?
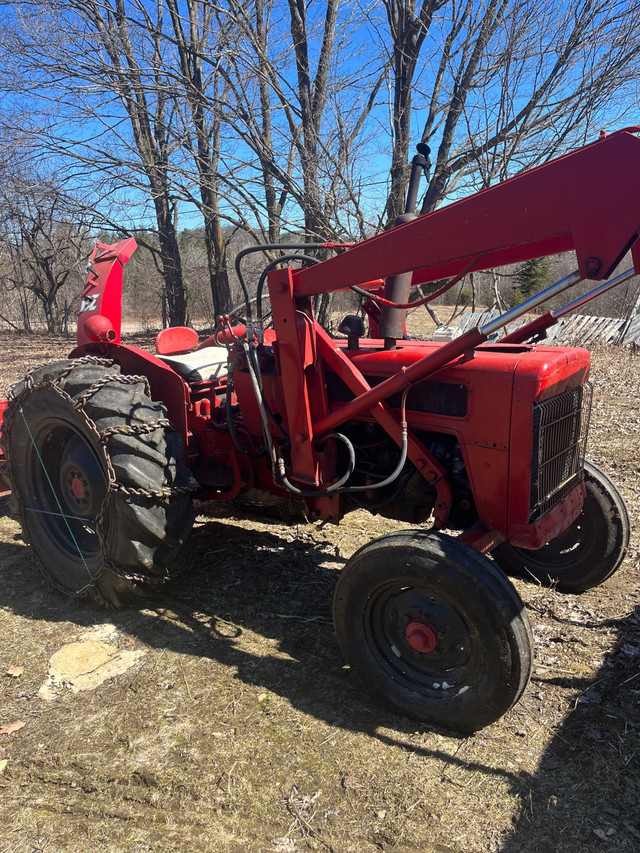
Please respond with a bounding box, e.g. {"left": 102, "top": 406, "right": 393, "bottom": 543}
{"left": 0, "top": 333, "right": 638, "bottom": 853}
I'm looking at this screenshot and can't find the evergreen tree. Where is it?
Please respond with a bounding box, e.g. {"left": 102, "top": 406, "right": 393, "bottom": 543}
{"left": 514, "top": 258, "right": 552, "bottom": 299}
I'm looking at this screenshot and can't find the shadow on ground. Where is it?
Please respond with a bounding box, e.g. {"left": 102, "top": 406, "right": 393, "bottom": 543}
{"left": 500, "top": 601, "right": 640, "bottom": 851}
{"left": 1, "top": 500, "right": 638, "bottom": 851}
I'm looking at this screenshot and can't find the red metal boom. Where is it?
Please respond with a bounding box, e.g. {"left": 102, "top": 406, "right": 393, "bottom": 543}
{"left": 292, "top": 128, "right": 640, "bottom": 296}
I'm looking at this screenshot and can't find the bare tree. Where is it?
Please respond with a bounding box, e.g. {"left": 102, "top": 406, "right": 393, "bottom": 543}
{"left": 218, "top": 0, "right": 305, "bottom": 244}
{"left": 373, "top": 1, "right": 640, "bottom": 222}
{"left": 165, "top": 0, "right": 233, "bottom": 313}
{"left": 0, "top": 0, "right": 638, "bottom": 334}
{"left": 285, "top": 0, "right": 340, "bottom": 241}
{"left": 419, "top": 0, "right": 640, "bottom": 211}
{"left": 76, "top": 0, "right": 190, "bottom": 323}
{"left": 0, "top": 0, "right": 189, "bottom": 323}
{"left": 0, "top": 172, "right": 90, "bottom": 333}
{"left": 381, "top": 0, "right": 444, "bottom": 223}
{"left": 219, "top": 0, "right": 388, "bottom": 244}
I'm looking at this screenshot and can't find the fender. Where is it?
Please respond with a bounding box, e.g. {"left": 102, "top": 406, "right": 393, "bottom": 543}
{"left": 71, "top": 342, "right": 190, "bottom": 450}
{"left": 74, "top": 238, "right": 190, "bottom": 447}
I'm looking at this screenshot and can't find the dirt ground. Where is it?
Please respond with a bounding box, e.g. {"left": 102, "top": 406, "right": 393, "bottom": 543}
{"left": 0, "top": 333, "right": 638, "bottom": 853}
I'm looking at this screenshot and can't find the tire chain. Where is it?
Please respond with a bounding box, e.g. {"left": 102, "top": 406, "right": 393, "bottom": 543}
{"left": 73, "top": 373, "right": 152, "bottom": 411}
{"left": 98, "top": 418, "right": 174, "bottom": 444}
{"left": 106, "top": 560, "right": 167, "bottom": 587}
{"left": 7, "top": 358, "right": 197, "bottom": 598}
{"left": 7, "top": 355, "right": 115, "bottom": 400}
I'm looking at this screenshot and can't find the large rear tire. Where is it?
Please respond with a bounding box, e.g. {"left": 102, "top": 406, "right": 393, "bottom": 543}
{"left": 1, "top": 359, "right": 195, "bottom": 606}
{"left": 333, "top": 530, "right": 533, "bottom": 733}
{"left": 491, "top": 461, "right": 629, "bottom": 593}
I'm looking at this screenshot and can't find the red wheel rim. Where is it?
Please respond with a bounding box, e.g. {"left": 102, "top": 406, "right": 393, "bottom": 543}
{"left": 405, "top": 619, "right": 439, "bottom": 653}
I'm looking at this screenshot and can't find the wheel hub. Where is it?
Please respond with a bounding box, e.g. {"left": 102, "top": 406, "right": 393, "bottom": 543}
{"left": 405, "top": 619, "right": 439, "bottom": 653}
{"left": 69, "top": 472, "right": 89, "bottom": 502}
{"left": 59, "top": 435, "right": 106, "bottom": 518}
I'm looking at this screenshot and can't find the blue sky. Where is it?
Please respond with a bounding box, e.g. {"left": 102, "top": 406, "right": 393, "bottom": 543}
{"left": 0, "top": 1, "right": 637, "bottom": 239}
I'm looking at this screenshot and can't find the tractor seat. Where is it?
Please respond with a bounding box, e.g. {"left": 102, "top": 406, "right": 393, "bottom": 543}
{"left": 155, "top": 326, "right": 228, "bottom": 382}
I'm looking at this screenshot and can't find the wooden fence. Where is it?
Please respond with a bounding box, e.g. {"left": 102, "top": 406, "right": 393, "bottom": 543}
{"left": 453, "top": 312, "right": 640, "bottom": 346}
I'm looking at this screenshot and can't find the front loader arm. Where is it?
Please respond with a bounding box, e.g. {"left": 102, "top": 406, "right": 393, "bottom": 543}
{"left": 265, "top": 128, "right": 640, "bottom": 525}
{"left": 293, "top": 127, "right": 640, "bottom": 297}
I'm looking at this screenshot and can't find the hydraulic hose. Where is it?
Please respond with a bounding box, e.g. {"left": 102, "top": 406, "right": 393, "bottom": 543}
{"left": 255, "top": 253, "right": 319, "bottom": 320}
{"left": 241, "top": 340, "right": 279, "bottom": 477}
{"left": 278, "top": 389, "right": 410, "bottom": 498}
{"left": 234, "top": 242, "right": 351, "bottom": 320}
{"left": 225, "top": 359, "right": 264, "bottom": 459}
{"left": 277, "top": 432, "right": 356, "bottom": 497}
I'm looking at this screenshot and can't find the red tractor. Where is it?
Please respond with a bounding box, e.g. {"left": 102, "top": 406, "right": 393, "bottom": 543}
{"left": 1, "top": 128, "right": 638, "bottom": 733}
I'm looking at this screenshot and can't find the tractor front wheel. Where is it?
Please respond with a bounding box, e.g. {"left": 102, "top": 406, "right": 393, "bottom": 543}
{"left": 333, "top": 530, "right": 533, "bottom": 733}
{"left": 491, "top": 461, "right": 629, "bottom": 593}
{"left": 2, "top": 359, "right": 195, "bottom": 606}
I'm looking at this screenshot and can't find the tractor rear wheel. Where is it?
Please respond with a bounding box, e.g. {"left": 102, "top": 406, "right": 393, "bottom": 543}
{"left": 333, "top": 530, "right": 533, "bottom": 733}
{"left": 491, "top": 461, "right": 629, "bottom": 593}
{"left": 1, "top": 359, "right": 195, "bottom": 606}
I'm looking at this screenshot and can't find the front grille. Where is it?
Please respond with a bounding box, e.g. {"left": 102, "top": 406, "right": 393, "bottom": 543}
{"left": 529, "top": 383, "right": 592, "bottom": 522}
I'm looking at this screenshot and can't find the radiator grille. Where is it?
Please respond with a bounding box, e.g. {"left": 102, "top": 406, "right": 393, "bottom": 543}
{"left": 529, "top": 383, "right": 592, "bottom": 522}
